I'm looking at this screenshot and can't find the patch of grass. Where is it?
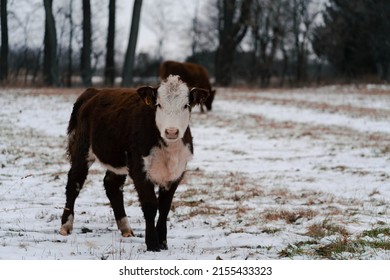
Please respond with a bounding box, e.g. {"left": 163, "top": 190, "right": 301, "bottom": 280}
{"left": 359, "top": 227, "right": 390, "bottom": 251}
{"left": 278, "top": 241, "right": 318, "bottom": 258}
{"left": 360, "top": 240, "right": 390, "bottom": 250}
{"left": 280, "top": 226, "right": 390, "bottom": 259}
{"left": 18, "top": 242, "right": 29, "bottom": 250}
{"left": 278, "top": 244, "right": 304, "bottom": 258}
{"left": 369, "top": 189, "right": 380, "bottom": 197}
{"left": 173, "top": 199, "right": 205, "bottom": 208}
{"left": 332, "top": 165, "right": 348, "bottom": 172}
{"left": 306, "top": 219, "right": 349, "bottom": 239}
{"left": 261, "top": 227, "right": 281, "bottom": 234}
{"left": 177, "top": 187, "right": 209, "bottom": 200}
{"left": 315, "top": 236, "right": 390, "bottom": 259}
{"left": 361, "top": 227, "right": 390, "bottom": 238}
{"left": 263, "top": 209, "right": 317, "bottom": 224}
{"left": 279, "top": 237, "right": 364, "bottom": 259}
{"left": 188, "top": 205, "right": 221, "bottom": 218}
{"left": 315, "top": 237, "right": 363, "bottom": 259}
{"left": 379, "top": 146, "right": 390, "bottom": 155}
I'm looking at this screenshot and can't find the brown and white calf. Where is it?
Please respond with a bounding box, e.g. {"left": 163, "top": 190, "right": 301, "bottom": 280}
{"left": 160, "top": 60, "right": 216, "bottom": 112}
{"left": 60, "top": 75, "right": 208, "bottom": 251}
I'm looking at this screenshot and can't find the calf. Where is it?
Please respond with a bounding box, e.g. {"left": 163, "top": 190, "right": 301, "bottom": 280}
{"left": 60, "top": 75, "right": 208, "bottom": 251}
{"left": 160, "top": 60, "right": 216, "bottom": 112}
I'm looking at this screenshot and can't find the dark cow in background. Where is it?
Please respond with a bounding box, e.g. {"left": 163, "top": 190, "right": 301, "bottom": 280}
{"left": 60, "top": 75, "right": 209, "bottom": 251}
{"left": 160, "top": 60, "right": 216, "bottom": 112}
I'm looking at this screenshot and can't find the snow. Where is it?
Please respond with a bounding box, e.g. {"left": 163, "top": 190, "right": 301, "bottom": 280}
{"left": 0, "top": 85, "right": 389, "bottom": 260}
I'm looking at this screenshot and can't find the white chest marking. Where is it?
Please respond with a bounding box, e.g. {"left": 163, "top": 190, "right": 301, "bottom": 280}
{"left": 143, "top": 141, "right": 193, "bottom": 189}
{"left": 88, "top": 148, "right": 128, "bottom": 175}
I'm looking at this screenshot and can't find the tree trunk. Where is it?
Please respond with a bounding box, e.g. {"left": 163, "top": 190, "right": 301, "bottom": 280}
{"left": 105, "top": 0, "right": 116, "bottom": 86}
{"left": 0, "top": 0, "right": 9, "bottom": 83}
{"left": 67, "top": 0, "right": 74, "bottom": 87}
{"left": 43, "top": 0, "right": 60, "bottom": 86}
{"left": 215, "top": 42, "right": 235, "bottom": 86}
{"left": 279, "top": 39, "right": 289, "bottom": 87}
{"left": 122, "top": 0, "right": 142, "bottom": 87}
{"left": 215, "top": 0, "right": 252, "bottom": 86}
{"left": 291, "top": 0, "right": 311, "bottom": 86}
{"left": 81, "top": 0, "right": 92, "bottom": 87}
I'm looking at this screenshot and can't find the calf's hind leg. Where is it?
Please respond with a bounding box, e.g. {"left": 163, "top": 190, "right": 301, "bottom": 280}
{"left": 103, "top": 171, "right": 134, "bottom": 237}
{"left": 60, "top": 158, "right": 89, "bottom": 235}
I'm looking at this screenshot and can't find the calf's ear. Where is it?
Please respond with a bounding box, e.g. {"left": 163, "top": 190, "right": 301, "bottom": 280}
{"left": 189, "top": 88, "right": 209, "bottom": 107}
{"left": 137, "top": 86, "right": 157, "bottom": 106}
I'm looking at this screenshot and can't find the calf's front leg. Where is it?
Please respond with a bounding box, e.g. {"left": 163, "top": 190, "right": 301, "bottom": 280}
{"left": 156, "top": 181, "right": 179, "bottom": 250}
{"left": 136, "top": 180, "right": 160, "bottom": 251}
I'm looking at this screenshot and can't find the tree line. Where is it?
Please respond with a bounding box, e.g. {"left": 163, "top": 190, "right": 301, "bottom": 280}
{"left": 0, "top": 0, "right": 142, "bottom": 87}
{"left": 1, "top": 0, "right": 389, "bottom": 88}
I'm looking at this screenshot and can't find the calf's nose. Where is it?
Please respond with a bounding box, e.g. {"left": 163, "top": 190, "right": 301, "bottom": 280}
{"left": 165, "top": 127, "right": 179, "bottom": 140}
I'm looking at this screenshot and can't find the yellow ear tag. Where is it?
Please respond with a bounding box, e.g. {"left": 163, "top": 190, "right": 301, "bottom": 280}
{"left": 145, "top": 97, "right": 152, "bottom": 106}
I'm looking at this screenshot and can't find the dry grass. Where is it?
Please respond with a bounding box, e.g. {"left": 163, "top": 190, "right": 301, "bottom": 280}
{"left": 279, "top": 224, "right": 390, "bottom": 259}
{"left": 263, "top": 208, "right": 318, "bottom": 224}
{"left": 306, "top": 220, "right": 349, "bottom": 239}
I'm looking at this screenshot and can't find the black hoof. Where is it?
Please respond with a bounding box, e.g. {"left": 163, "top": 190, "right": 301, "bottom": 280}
{"left": 160, "top": 241, "right": 168, "bottom": 250}
{"left": 146, "top": 246, "right": 161, "bottom": 252}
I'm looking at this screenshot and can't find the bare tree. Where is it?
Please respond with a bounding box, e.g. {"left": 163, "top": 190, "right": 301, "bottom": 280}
{"left": 12, "top": 9, "right": 35, "bottom": 84}
{"left": 189, "top": 1, "right": 200, "bottom": 57}
{"left": 279, "top": 34, "right": 290, "bottom": 86}
{"left": 368, "top": 0, "right": 390, "bottom": 81}
{"left": 142, "top": 0, "right": 170, "bottom": 62}
{"left": 251, "top": 0, "right": 285, "bottom": 87}
{"left": 313, "top": 0, "right": 390, "bottom": 81}
{"left": 43, "top": 0, "right": 60, "bottom": 86}
{"left": 215, "top": 0, "right": 252, "bottom": 86}
{"left": 290, "top": 0, "right": 318, "bottom": 85}
{"left": 81, "top": 0, "right": 92, "bottom": 86}
{"left": 122, "top": 0, "right": 142, "bottom": 87}
{"left": 188, "top": 0, "right": 218, "bottom": 59}
{"left": 104, "top": 0, "right": 115, "bottom": 86}
{"left": 0, "top": 0, "right": 8, "bottom": 83}
{"left": 65, "top": 0, "right": 74, "bottom": 87}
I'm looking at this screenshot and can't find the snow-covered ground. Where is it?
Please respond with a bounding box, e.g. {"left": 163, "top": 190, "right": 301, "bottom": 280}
{"left": 1, "top": 85, "right": 389, "bottom": 260}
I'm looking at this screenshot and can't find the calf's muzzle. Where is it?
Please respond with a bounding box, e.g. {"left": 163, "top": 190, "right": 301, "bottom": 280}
{"left": 165, "top": 127, "right": 179, "bottom": 140}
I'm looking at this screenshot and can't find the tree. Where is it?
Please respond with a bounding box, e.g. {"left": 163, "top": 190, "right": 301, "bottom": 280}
{"left": 43, "top": 0, "right": 60, "bottom": 86}
{"left": 81, "top": 0, "right": 92, "bottom": 86}
{"left": 64, "top": 0, "right": 74, "bottom": 87}
{"left": 290, "top": 0, "right": 317, "bottom": 85}
{"left": 143, "top": 0, "right": 170, "bottom": 63}
{"left": 0, "top": 0, "right": 8, "bottom": 83}
{"left": 312, "top": 0, "right": 389, "bottom": 80}
{"left": 364, "top": 0, "right": 390, "bottom": 80}
{"left": 250, "top": 0, "right": 285, "bottom": 87}
{"left": 122, "top": 0, "right": 142, "bottom": 87}
{"left": 104, "top": 0, "right": 116, "bottom": 86}
{"left": 187, "top": 0, "right": 218, "bottom": 61}
{"left": 215, "top": 0, "right": 252, "bottom": 86}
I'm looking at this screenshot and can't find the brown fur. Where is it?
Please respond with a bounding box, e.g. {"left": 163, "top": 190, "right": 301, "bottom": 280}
{"left": 160, "top": 60, "right": 216, "bottom": 112}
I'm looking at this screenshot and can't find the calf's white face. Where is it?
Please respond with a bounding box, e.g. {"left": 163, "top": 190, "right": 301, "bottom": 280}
{"left": 137, "top": 75, "right": 209, "bottom": 143}
{"left": 155, "top": 76, "right": 191, "bottom": 142}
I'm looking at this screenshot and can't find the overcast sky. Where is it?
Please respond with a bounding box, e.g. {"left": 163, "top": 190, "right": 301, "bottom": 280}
{"left": 6, "top": 0, "right": 208, "bottom": 61}
{"left": 124, "top": 0, "right": 207, "bottom": 60}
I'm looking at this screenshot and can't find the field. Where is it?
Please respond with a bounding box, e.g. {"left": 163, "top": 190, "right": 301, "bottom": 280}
{"left": 1, "top": 84, "right": 390, "bottom": 260}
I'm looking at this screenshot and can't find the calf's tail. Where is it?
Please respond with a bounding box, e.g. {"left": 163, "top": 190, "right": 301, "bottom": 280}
{"left": 67, "top": 88, "right": 97, "bottom": 135}
{"left": 67, "top": 88, "right": 98, "bottom": 157}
